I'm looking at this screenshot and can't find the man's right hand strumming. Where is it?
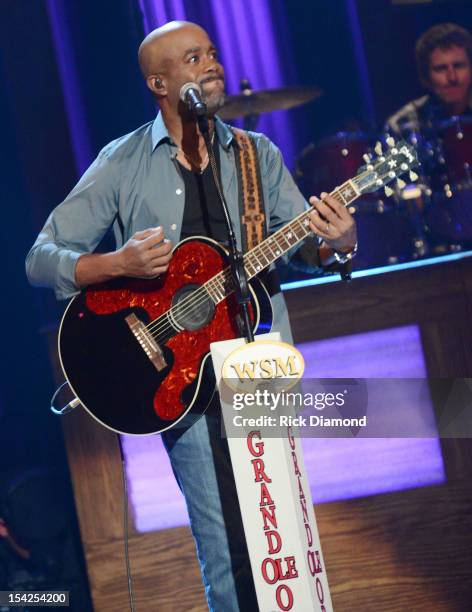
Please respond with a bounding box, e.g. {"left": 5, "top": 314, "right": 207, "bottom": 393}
{"left": 116, "top": 227, "right": 173, "bottom": 279}
{"left": 75, "top": 226, "right": 173, "bottom": 288}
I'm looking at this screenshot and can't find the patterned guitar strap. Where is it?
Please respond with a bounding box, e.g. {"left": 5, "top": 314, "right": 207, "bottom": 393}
{"left": 232, "top": 128, "right": 267, "bottom": 251}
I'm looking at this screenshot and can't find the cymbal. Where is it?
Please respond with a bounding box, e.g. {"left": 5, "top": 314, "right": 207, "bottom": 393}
{"left": 217, "top": 86, "right": 323, "bottom": 120}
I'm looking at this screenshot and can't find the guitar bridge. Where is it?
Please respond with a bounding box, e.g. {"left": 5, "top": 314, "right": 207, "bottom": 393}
{"left": 125, "top": 313, "right": 167, "bottom": 372}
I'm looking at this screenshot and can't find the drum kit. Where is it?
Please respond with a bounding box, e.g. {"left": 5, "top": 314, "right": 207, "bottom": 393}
{"left": 219, "top": 84, "right": 472, "bottom": 270}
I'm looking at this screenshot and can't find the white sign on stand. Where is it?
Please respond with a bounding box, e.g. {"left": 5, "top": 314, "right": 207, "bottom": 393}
{"left": 210, "top": 333, "right": 333, "bottom": 612}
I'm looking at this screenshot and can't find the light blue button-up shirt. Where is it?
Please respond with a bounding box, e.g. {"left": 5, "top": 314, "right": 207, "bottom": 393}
{"left": 26, "top": 113, "right": 313, "bottom": 338}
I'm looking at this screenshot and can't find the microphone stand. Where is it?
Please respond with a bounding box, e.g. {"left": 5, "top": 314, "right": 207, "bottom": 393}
{"left": 196, "top": 111, "right": 254, "bottom": 343}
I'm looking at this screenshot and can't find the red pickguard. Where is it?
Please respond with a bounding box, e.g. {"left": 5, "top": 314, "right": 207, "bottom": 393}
{"left": 84, "top": 239, "right": 250, "bottom": 421}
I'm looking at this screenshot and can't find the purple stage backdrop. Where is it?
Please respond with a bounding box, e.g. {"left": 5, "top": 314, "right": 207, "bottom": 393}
{"left": 122, "top": 324, "right": 445, "bottom": 533}
{"left": 46, "top": 0, "right": 94, "bottom": 175}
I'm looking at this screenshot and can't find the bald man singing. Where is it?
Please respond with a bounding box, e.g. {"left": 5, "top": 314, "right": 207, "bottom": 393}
{"left": 26, "top": 21, "right": 357, "bottom": 611}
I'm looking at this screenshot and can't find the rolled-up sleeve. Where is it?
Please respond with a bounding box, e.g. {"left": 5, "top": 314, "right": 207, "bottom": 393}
{"left": 26, "top": 143, "right": 120, "bottom": 300}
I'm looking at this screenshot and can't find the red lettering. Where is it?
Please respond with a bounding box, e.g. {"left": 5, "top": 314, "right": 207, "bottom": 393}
{"left": 300, "top": 495, "right": 309, "bottom": 524}
{"left": 247, "top": 430, "right": 264, "bottom": 457}
{"left": 308, "top": 550, "right": 323, "bottom": 576}
{"left": 276, "top": 584, "right": 294, "bottom": 611}
{"left": 265, "top": 530, "right": 282, "bottom": 554}
{"left": 285, "top": 555, "right": 298, "bottom": 579}
{"left": 298, "top": 476, "right": 305, "bottom": 498}
{"left": 291, "top": 450, "right": 301, "bottom": 477}
{"left": 305, "top": 522, "right": 313, "bottom": 547}
{"left": 260, "top": 483, "right": 274, "bottom": 507}
{"left": 287, "top": 426, "right": 296, "bottom": 450}
{"left": 261, "top": 557, "right": 299, "bottom": 585}
{"left": 261, "top": 557, "right": 278, "bottom": 585}
{"left": 315, "top": 576, "right": 325, "bottom": 603}
{"left": 252, "top": 458, "right": 272, "bottom": 483}
{"left": 260, "top": 504, "right": 278, "bottom": 530}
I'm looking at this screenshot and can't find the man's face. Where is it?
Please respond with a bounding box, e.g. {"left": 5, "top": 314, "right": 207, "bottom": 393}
{"left": 428, "top": 45, "right": 471, "bottom": 108}
{"left": 165, "top": 27, "right": 225, "bottom": 114}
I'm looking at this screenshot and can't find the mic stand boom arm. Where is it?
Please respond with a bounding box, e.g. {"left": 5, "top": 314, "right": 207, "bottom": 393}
{"left": 197, "top": 113, "right": 254, "bottom": 344}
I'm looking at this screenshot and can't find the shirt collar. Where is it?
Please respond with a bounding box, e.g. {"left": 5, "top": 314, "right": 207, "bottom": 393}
{"left": 151, "top": 112, "right": 171, "bottom": 151}
{"left": 214, "top": 115, "right": 235, "bottom": 150}
{"left": 151, "top": 111, "right": 235, "bottom": 152}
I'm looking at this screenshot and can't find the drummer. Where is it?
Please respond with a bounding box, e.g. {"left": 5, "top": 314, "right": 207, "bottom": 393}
{"left": 386, "top": 22, "right": 472, "bottom": 135}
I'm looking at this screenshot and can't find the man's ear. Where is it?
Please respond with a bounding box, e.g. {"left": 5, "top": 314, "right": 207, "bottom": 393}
{"left": 146, "top": 75, "right": 167, "bottom": 97}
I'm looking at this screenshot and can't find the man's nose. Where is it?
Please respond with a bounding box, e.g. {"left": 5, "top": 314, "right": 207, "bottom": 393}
{"left": 204, "top": 60, "right": 218, "bottom": 73}
{"left": 447, "top": 66, "right": 458, "bottom": 82}
{"left": 203, "top": 55, "right": 219, "bottom": 73}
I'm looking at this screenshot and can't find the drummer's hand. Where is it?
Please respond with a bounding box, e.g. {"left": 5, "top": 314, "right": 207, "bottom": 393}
{"left": 308, "top": 192, "right": 357, "bottom": 252}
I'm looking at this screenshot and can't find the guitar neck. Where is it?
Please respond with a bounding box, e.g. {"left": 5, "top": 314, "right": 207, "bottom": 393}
{"left": 204, "top": 179, "right": 361, "bottom": 303}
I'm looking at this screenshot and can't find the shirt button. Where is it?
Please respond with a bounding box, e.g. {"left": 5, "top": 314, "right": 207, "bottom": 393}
{"left": 176, "top": 188, "right": 183, "bottom": 195}
{"left": 171, "top": 223, "right": 177, "bottom": 231}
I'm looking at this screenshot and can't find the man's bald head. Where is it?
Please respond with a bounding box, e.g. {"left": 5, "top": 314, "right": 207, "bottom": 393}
{"left": 138, "top": 20, "right": 225, "bottom": 117}
{"left": 138, "top": 21, "right": 206, "bottom": 78}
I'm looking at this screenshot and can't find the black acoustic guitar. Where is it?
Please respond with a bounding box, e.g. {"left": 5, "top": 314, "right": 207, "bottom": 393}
{"left": 58, "top": 141, "right": 418, "bottom": 435}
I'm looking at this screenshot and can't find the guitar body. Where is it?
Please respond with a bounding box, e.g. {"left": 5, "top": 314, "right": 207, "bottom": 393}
{"left": 58, "top": 237, "right": 273, "bottom": 435}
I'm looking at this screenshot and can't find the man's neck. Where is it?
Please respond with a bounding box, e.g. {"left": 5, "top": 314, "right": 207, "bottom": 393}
{"left": 430, "top": 90, "right": 471, "bottom": 116}
{"left": 162, "top": 109, "right": 215, "bottom": 154}
{"left": 445, "top": 100, "right": 469, "bottom": 116}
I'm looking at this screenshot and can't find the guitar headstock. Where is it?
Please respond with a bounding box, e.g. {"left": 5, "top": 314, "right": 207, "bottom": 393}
{"left": 353, "top": 139, "right": 419, "bottom": 196}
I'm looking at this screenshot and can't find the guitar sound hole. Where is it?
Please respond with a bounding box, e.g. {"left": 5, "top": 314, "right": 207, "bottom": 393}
{"left": 171, "top": 284, "right": 215, "bottom": 331}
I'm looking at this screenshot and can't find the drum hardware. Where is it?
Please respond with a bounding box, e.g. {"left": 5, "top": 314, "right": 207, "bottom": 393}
{"left": 397, "top": 183, "right": 430, "bottom": 258}
{"left": 217, "top": 85, "right": 323, "bottom": 122}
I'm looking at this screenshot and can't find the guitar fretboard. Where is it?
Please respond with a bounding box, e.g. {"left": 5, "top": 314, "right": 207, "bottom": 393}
{"left": 204, "top": 179, "right": 360, "bottom": 303}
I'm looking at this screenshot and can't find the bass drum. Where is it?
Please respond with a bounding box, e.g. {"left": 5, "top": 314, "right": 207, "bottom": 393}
{"left": 296, "top": 132, "right": 418, "bottom": 269}
{"left": 296, "top": 131, "right": 372, "bottom": 197}
{"left": 348, "top": 199, "right": 419, "bottom": 269}
{"left": 425, "top": 115, "right": 472, "bottom": 243}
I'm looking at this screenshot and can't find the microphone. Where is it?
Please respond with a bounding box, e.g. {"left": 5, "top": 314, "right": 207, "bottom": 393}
{"left": 179, "top": 82, "right": 207, "bottom": 116}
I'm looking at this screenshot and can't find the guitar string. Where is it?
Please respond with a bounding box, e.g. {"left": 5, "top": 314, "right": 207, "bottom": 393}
{"left": 144, "top": 190, "right": 347, "bottom": 340}
{"left": 143, "top": 159, "right": 406, "bottom": 341}
{"left": 143, "top": 174, "right": 364, "bottom": 339}
{"left": 144, "top": 215, "right": 311, "bottom": 340}
{"left": 144, "top": 205, "right": 326, "bottom": 343}
{"left": 149, "top": 218, "right": 316, "bottom": 345}
{"left": 143, "top": 186, "right": 350, "bottom": 340}
{"left": 144, "top": 236, "right": 300, "bottom": 342}
{"left": 153, "top": 270, "right": 233, "bottom": 344}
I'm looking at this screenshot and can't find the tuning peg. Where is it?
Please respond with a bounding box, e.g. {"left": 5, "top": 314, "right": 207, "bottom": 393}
{"left": 396, "top": 178, "right": 406, "bottom": 189}
{"left": 374, "top": 141, "right": 383, "bottom": 156}
{"left": 409, "top": 170, "right": 419, "bottom": 182}
{"left": 384, "top": 186, "right": 394, "bottom": 197}
{"left": 386, "top": 136, "right": 396, "bottom": 148}
{"left": 363, "top": 153, "right": 372, "bottom": 164}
